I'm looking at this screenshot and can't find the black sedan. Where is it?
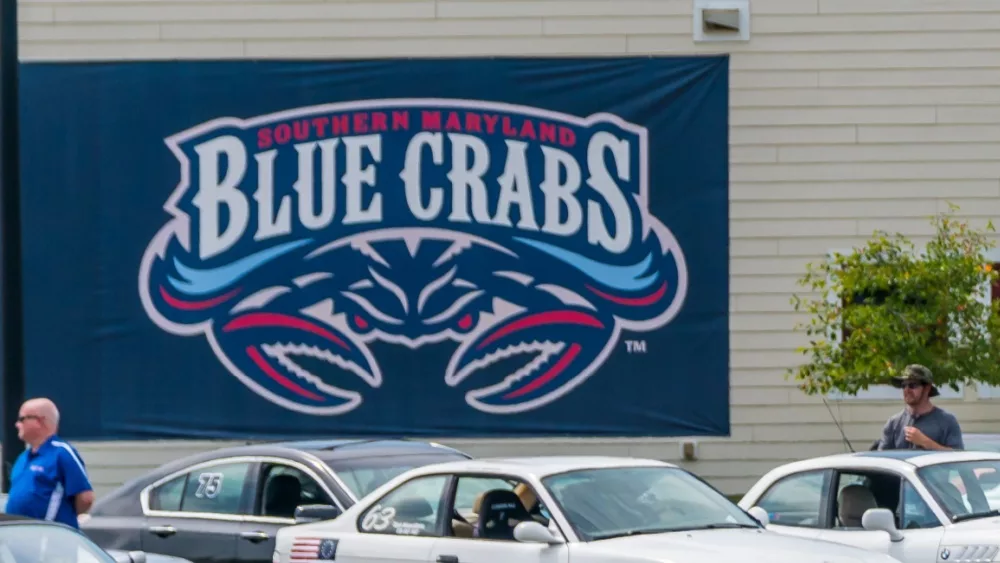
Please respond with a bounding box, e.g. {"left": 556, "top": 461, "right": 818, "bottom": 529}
{"left": 81, "top": 438, "right": 471, "bottom": 563}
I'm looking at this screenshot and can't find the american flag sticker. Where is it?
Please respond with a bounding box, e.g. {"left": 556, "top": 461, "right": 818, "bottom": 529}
{"left": 290, "top": 537, "right": 339, "bottom": 561}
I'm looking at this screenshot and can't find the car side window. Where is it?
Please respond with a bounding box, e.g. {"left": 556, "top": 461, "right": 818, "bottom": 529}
{"left": 179, "top": 462, "right": 252, "bottom": 515}
{"left": 755, "top": 470, "right": 827, "bottom": 528}
{"left": 900, "top": 481, "right": 940, "bottom": 529}
{"left": 258, "top": 463, "right": 336, "bottom": 519}
{"left": 148, "top": 474, "right": 187, "bottom": 512}
{"left": 358, "top": 475, "right": 448, "bottom": 537}
{"left": 832, "top": 470, "right": 903, "bottom": 529}
{"left": 448, "top": 476, "right": 551, "bottom": 541}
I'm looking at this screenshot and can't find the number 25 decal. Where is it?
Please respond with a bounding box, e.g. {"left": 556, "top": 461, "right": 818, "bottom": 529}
{"left": 195, "top": 472, "right": 224, "bottom": 499}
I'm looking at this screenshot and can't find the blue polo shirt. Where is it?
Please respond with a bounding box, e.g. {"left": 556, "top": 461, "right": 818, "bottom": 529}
{"left": 4, "top": 435, "right": 93, "bottom": 528}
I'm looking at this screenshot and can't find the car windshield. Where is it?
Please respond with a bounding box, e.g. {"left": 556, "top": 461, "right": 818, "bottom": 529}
{"left": 541, "top": 466, "right": 759, "bottom": 541}
{"left": 918, "top": 459, "right": 1000, "bottom": 521}
{"left": 323, "top": 452, "right": 469, "bottom": 499}
{"left": 0, "top": 523, "right": 116, "bottom": 562}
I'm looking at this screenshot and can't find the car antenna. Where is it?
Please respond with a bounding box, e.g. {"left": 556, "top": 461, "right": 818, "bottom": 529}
{"left": 822, "top": 396, "right": 855, "bottom": 453}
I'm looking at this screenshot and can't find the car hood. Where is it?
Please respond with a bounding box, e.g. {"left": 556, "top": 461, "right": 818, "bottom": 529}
{"left": 578, "top": 528, "right": 899, "bottom": 563}
{"left": 946, "top": 515, "right": 1000, "bottom": 531}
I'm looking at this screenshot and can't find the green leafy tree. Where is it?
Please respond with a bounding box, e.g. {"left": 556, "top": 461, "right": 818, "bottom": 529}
{"left": 789, "top": 206, "right": 1000, "bottom": 397}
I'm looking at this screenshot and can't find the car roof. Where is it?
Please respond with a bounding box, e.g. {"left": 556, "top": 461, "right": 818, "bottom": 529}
{"left": 395, "top": 455, "right": 677, "bottom": 478}
{"left": 964, "top": 433, "right": 1000, "bottom": 441}
{"left": 278, "top": 438, "right": 469, "bottom": 461}
{"left": 766, "top": 449, "right": 1000, "bottom": 475}
{"left": 152, "top": 437, "right": 466, "bottom": 468}
{"left": 852, "top": 449, "right": 1000, "bottom": 467}
{"left": 96, "top": 438, "right": 469, "bottom": 501}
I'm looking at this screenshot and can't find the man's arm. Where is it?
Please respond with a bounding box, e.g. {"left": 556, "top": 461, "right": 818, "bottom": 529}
{"left": 55, "top": 444, "right": 94, "bottom": 514}
{"left": 909, "top": 431, "right": 952, "bottom": 450}
{"left": 906, "top": 415, "right": 964, "bottom": 451}
{"left": 876, "top": 418, "right": 895, "bottom": 450}
{"left": 941, "top": 414, "right": 965, "bottom": 450}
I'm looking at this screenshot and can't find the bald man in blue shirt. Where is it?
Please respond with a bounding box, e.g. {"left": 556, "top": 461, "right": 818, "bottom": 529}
{"left": 4, "top": 398, "right": 94, "bottom": 529}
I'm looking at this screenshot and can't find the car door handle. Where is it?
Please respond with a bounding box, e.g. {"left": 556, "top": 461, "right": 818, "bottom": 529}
{"left": 437, "top": 556, "right": 459, "bottom": 563}
{"left": 147, "top": 525, "right": 176, "bottom": 537}
{"left": 239, "top": 530, "right": 270, "bottom": 543}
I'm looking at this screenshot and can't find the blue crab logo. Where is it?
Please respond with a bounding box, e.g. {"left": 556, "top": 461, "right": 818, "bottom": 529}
{"left": 138, "top": 99, "right": 688, "bottom": 415}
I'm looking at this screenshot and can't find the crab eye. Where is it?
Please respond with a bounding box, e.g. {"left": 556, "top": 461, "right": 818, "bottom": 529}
{"left": 457, "top": 313, "right": 474, "bottom": 331}
{"left": 352, "top": 314, "right": 370, "bottom": 331}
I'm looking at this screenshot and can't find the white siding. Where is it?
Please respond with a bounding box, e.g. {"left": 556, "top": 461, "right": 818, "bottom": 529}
{"left": 14, "top": 0, "right": 1000, "bottom": 498}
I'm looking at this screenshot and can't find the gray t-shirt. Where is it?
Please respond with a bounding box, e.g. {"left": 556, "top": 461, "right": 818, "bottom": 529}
{"left": 878, "top": 406, "right": 964, "bottom": 450}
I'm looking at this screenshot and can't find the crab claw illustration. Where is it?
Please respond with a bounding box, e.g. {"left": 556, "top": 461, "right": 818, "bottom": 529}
{"left": 210, "top": 311, "right": 381, "bottom": 415}
{"left": 445, "top": 308, "right": 615, "bottom": 414}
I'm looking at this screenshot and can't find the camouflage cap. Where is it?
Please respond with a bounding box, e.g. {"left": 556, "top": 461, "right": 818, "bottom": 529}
{"left": 890, "top": 364, "right": 939, "bottom": 397}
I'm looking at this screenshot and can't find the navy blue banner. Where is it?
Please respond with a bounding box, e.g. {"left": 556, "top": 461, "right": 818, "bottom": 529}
{"left": 18, "top": 57, "right": 730, "bottom": 439}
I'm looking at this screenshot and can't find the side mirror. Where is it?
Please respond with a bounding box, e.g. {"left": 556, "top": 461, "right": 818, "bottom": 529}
{"left": 861, "top": 508, "right": 904, "bottom": 542}
{"left": 747, "top": 506, "right": 769, "bottom": 527}
{"left": 294, "top": 504, "right": 342, "bottom": 524}
{"left": 513, "top": 521, "right": 566, "bottom": 545}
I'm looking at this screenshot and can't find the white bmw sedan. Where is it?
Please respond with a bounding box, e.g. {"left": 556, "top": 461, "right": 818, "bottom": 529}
{"left": 273, "top": 456, "right": 903, "bottom": 563}
{"left": 738, "top": 449, "right": 1000, "bottom": 563}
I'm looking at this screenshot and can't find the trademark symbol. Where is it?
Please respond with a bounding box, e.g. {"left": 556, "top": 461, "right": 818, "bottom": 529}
{"left": 625, "top": 340, "right": 647, "bottom": 353}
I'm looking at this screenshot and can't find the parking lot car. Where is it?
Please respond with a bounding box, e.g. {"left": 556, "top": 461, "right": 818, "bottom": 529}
{"left": 81, "top": 438, "right": 470, "bottom": 563}
{"left": 962, "top": 433, "right": 1000, "bottom": 452}
{"left": 273, "top": 455, "right": 904, "bottom": 563}
{"left": 0, "top": 513, "right": 192, "bottom": 562}
{"left": 738, "top": 450, "right": 1000, "bottom": 563}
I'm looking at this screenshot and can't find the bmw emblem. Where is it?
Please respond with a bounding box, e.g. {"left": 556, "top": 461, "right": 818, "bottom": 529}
{"left": 941, "top": 548, "right": 950, "bottom": 560}
{"left": 319, "top": 538, "right": 339, "bottom": 560}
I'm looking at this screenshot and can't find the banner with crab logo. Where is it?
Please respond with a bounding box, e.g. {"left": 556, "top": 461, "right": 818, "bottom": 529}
{"left": 20, "top": 57, "right": 730, "bottom": 438}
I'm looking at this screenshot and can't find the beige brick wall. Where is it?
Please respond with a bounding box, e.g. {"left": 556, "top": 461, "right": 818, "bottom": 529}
{"left": 15, "top": 0, "right": 1000, "bottom": 497}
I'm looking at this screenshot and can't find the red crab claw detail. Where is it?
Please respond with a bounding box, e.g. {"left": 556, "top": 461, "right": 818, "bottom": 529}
{"left": 210, "top": 311, "right": 381, "bottom": 415}
{"left": 444, "top": 308, "right": 615, "bottom": 414}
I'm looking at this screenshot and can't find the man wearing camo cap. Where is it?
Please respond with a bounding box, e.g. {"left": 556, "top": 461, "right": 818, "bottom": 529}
{"left": 876, "top": 364, "right": 964, "bottom": 451}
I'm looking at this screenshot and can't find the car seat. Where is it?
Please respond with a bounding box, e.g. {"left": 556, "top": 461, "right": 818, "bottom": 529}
{"left": 263, "top": 474, "right": 302, "bottom": 518}
{"left": 838, "top": 484, "right": 877, "bottom": 528}
{"left": 473, "top": 489, "right": 531, "bottom": 540}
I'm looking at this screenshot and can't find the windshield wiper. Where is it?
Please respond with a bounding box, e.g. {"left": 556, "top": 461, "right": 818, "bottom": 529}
{"left": 592, "top": 523, "right": 757, "bottom": 540}
{"left": 592, "top": 527, "right": 678, "bottom": 540}
{"left": 953, "top": 509, "right": 1000, "bottom": 523}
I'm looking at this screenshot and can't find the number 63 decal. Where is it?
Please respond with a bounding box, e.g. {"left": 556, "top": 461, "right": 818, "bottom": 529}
{"left": 361, "top": 504, "right": 397, "bottom": 531}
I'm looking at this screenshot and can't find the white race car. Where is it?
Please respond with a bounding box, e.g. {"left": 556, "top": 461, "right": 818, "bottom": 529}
{"left": 273, "top": 456, "right": 903, "bottom": 563}
{"left": 738, "top": 449, "right": 1000, "bottom": 563}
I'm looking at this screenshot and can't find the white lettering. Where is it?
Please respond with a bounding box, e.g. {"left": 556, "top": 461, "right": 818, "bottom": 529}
{"left": 186, "top": 127, "right": 639, "bottom": 258}
{"left": 343, "top": 135, "right": 383, "bottom": 225}
{"left": 195, "top": 472, "right": 224, "bottom": 499}
{"left": 586, "top": 132, "right": 633, "bottom": 254}
{"left": 401, "top": 132, "right": 444, "bottom": 221}
{"left": 253, "top": 149, "right": 293, "bottom": 240}
{"left": 538, "top": 145, "right": 582, "bottom": 237}
{"left": 447, "top": 133, "right": 492, "bottom": 224}
{"left": 292, "top": 139, "right": 338, "bottom": 230}
{"left": 493, "top": 140, "right": 539, "bottom": 230}
{"left": 192, "top": 135, "right": 249, "bottom": 260}
{"left": 361, "top": 504, "right": 397, "bottom": 532}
